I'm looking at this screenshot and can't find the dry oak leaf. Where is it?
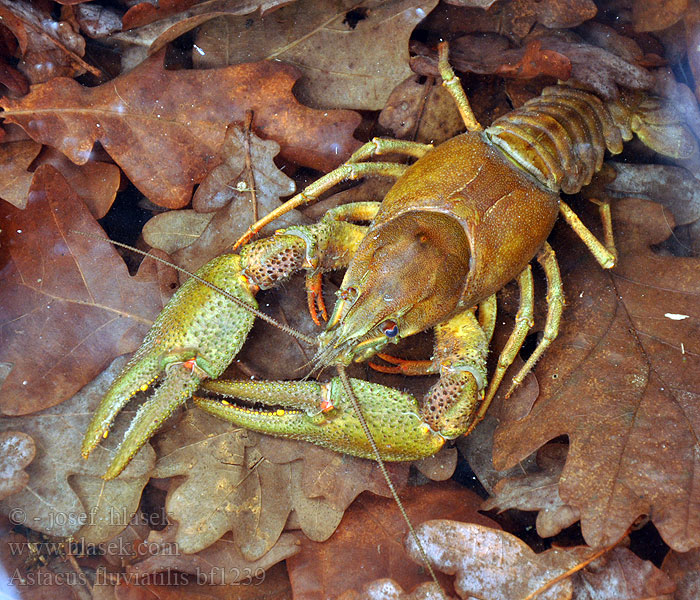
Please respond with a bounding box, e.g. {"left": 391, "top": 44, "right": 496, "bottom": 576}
{"left": 174, "top": 122, "right": 300, "bottom": 274}
{"left": 632, "top": 0, "right": 688, "bottom": 33}
{"left": 493, "top": 198, "right": 700, "bottom": 551}
{"left": 662, "top": 546, "right": 700, "bottom": 600}
{"left": 482, "top": 442, "right": 581, "bottom": 539}
{"left": 0, "top": 356, "right": 155, "bottom": 542}
{"left": 151, "top": 408, "right": 294, "bottom": 559}
{"left": 405, "top": 521, "right": 675, "bottom": 600}
{"left": 193, "top": 0, "right": 439, "bottom": 110}
{"left": 0, "top": 53, "right": 361, "bottom": 209}
{"left": 127, "top": 523, "right": 300, "bottom": 586}
{"left": 0, "top": 0, "right": 99, "bottom": 83}
{"left": 338, "top": 580, "right": 448, "bottom": 600}
{"left": 115, "top": 0, "right": 295, "bottom": 55}
{"left": 0, "top": 140, "right": 41, "bottom": 209}
{"left": 379, "top": 74, "right": 468, "bottom": 145}
{"left": 0, "top": 431, "right": 35, "bottom": 500}
{"left": 0, "top": 141, "right": 120, "bottom": 216}
{"left": 0, "top": 164, "right": 177, "bottom": 415}
{"left": 404, "top": 520, "right": 577, "bottom": 599}
{"left": 287, "top": 482, "right": 500, "bottom": 600}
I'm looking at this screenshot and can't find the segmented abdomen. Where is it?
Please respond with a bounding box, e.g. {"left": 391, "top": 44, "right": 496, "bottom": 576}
{"left": 485, "top": 86, "right": 628, "bottom": 195}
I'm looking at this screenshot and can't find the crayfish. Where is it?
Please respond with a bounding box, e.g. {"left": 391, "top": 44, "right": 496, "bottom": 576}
{"left": 82, "top": 43, "right": 696, "bottom": 481}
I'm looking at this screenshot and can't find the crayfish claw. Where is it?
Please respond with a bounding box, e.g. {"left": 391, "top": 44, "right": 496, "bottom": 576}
{"left": 102, "top": 363, "right": 201, "bottom": 480}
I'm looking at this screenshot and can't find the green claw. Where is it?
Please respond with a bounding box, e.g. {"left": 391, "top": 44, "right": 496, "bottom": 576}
{"left": 194, "top": 377, "right": 446, "bottom": 461}
{"left": 82, "top": 254, "right": 258, "bottom": 479}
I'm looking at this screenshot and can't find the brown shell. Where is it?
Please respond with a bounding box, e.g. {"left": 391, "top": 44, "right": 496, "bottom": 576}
{"left": 370, "top": 131, "right": 560, "bottom": 309}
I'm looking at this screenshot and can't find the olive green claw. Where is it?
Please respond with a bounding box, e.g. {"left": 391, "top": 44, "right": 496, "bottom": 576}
{"left": 195, "top": 377, "right": 446, "bottom": 461}
{"left": 81, "top": 254, "right": 257, "bottom": 479}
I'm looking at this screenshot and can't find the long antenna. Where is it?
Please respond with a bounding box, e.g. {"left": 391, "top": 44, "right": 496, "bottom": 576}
{"left": 69, "top": 230, "right": 314, "bottom": 345}
{"left": 75, "top": 229, "right": 445, "bottom": 595}
{"left": 337, "top": 366, "right": 446, "bottom": 598}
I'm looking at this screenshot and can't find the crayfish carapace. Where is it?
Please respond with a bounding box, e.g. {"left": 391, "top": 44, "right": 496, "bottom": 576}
{"left": 82, "top": 43, "right": 696, "bottom": 480}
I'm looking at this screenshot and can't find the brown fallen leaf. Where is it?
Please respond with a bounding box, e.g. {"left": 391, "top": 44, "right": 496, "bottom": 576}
{"left": 174, "top": 122, "right": 300, "bottom": 273}
{"left": 0, "top": 53, "right": 360, "bottom": 208}
{"left": 0, "top": 355, "right": 155, "bottom": 543}
{"left": 405, "top": 520, "right": 675, "bottom": 600}
{"left": 482, "top": 443, "right": 581, "bottom": 539}
{"left": 632, "top": 0, "right": 688, "bottom": 32}
{"left": 114, "top": 561, "right": 293, "bottom": 599}
{"left": 114, "top": 0, "right": 294, "bottom": 55}
{"left": 288, "top": 482, "right": 501, "bottom": 599}
{"left": 127, "top": 523, "right": 300, "bottom": 586}
{"left": 193, "top": 0, "right": 439, "bottom": 110}
{"left": 379, "top": 74, "right": 468, "bottom": 144}
{"left": 0, "top": 0, "right": 99, "bottom": 83}
{"left": 662, "top": 547, "right": 700, "bottom": 600}
{"left": 493, "top": 198, "right": 700, "bottom": 551}
{"left": 338, "top": 580, "right": 449, "bottom": 600}
{"left": 497, "top": 0, "right": 598, "bottom": 40}
{"left": 150, "top": 408, "right": 292, "bottom": 559}
{"left": 495, "top": 39, "right": 572, "bottom": 80}
{"left": 0, "top": 140, "right": 41, "bottom": 208}
{"left": 35, "top": 147, "right": 121, "bottom": 219}
{"left": 605, "top": 163, "right": 700, "bottom": 226}
{"left": 413, "top": 30, "right": 653, "bottom": 100}
{"left": 404, "top": 520, "right": 577, "bottom": 599}
{"left": 0, "top": 164, "right": 177, "bottom": 415}
{"left": 0, "top": 431, "right": 34, "bottom": 500}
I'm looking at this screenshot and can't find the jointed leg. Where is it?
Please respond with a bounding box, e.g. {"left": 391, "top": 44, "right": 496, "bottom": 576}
{"left": 480, "top": 266, "right": 535, "bottom": 413}
{"left": 507, "top": 242, "right": 565, "bottom": 396}
{"left": 478, "top": 294, "right": 498, "bottom": 344}
{"left": 233, "top": 162, "right": 408, "bottom": 250}
{"left": 559, "top": 200, "right": 616, "bottom": 269}
{"left": 588, "top": 197, "right": 617, "bottom": 262}
{"left": 348, "top": 138, "right": 434, "bottom": 163}
{"left": 437, "top": 42, "right": 482, "bottom": 133}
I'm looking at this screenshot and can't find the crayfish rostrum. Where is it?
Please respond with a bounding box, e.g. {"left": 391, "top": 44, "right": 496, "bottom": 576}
{"left": 82, "top": 44, "right": 697, "bottom": 480}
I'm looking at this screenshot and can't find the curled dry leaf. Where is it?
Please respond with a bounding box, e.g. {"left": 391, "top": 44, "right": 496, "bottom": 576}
{"left": 0, "top": 431, "right": 35, "bottom": 500}
{"left": 605, "top": 163, "right": 700, "bottom": 226}
{"left": 0, "top": 53, "right": 360, "bottom": 208}
{"left": 128, "top": 523, "right": 300, "bottom": 585}
{"left": 0, "top": 140, "right": 41, "bottom": 209}
{"left": 482, "top": 443, "right": 581, "bottom": 539}
{"left": 194, "top": 0, "right": 439, "bottom": 110}
{"left": 405, "top": 521, "right": 675, "bottom": 600}
{"left": 175, "top": 123, "right": 300, "bottom": 273}
{"left": 413, "top": 30, "right": 653, "bottom": 100}
{"left": 405, "top": 520, "right": 576, "bottom": 599}
{"left": 379, "top": 74, "right": 470, "bottom": 144}
{"left": 662, "top": 547, "right": 700, "bottom": 600}
{"left": 288, "top": 483, "right": 500, "bottom": 599}
{"left": 0, "top": 165, "right": 177, "bottom": 415}
{"left": 338, "top": 580, "right": 449, "bottom": 600}
{"left": 115, "top": 0, "right": 295, "bottom": 55}
{"left": 0, "top": 142, "right": 120, "bottom": 216}
{"left": 632, "top": 0, "right": 689, "bottom": 33}
{"left": 0, "top": 0, "right": 99, "bottom": 83}
{"left": 0, "top": 356, "right": 155, "bottom": 543}
{"left": 493, "top": 199, "right": 700, "bottom": 551}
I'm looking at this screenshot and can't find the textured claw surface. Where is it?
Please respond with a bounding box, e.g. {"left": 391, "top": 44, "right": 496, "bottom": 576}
{"left": 82, "top": 254, "right": 258, "bottom": 478}
{"left": 196, "top": 377, "right": 446, "bottom": 461}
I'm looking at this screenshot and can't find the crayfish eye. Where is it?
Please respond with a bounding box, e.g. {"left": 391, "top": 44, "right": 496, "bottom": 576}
{"left": 381, "top": 320, "right": 399, "bottom": 338}
{"left": 340, "top": 286, "right": 359, "bottom": 301}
